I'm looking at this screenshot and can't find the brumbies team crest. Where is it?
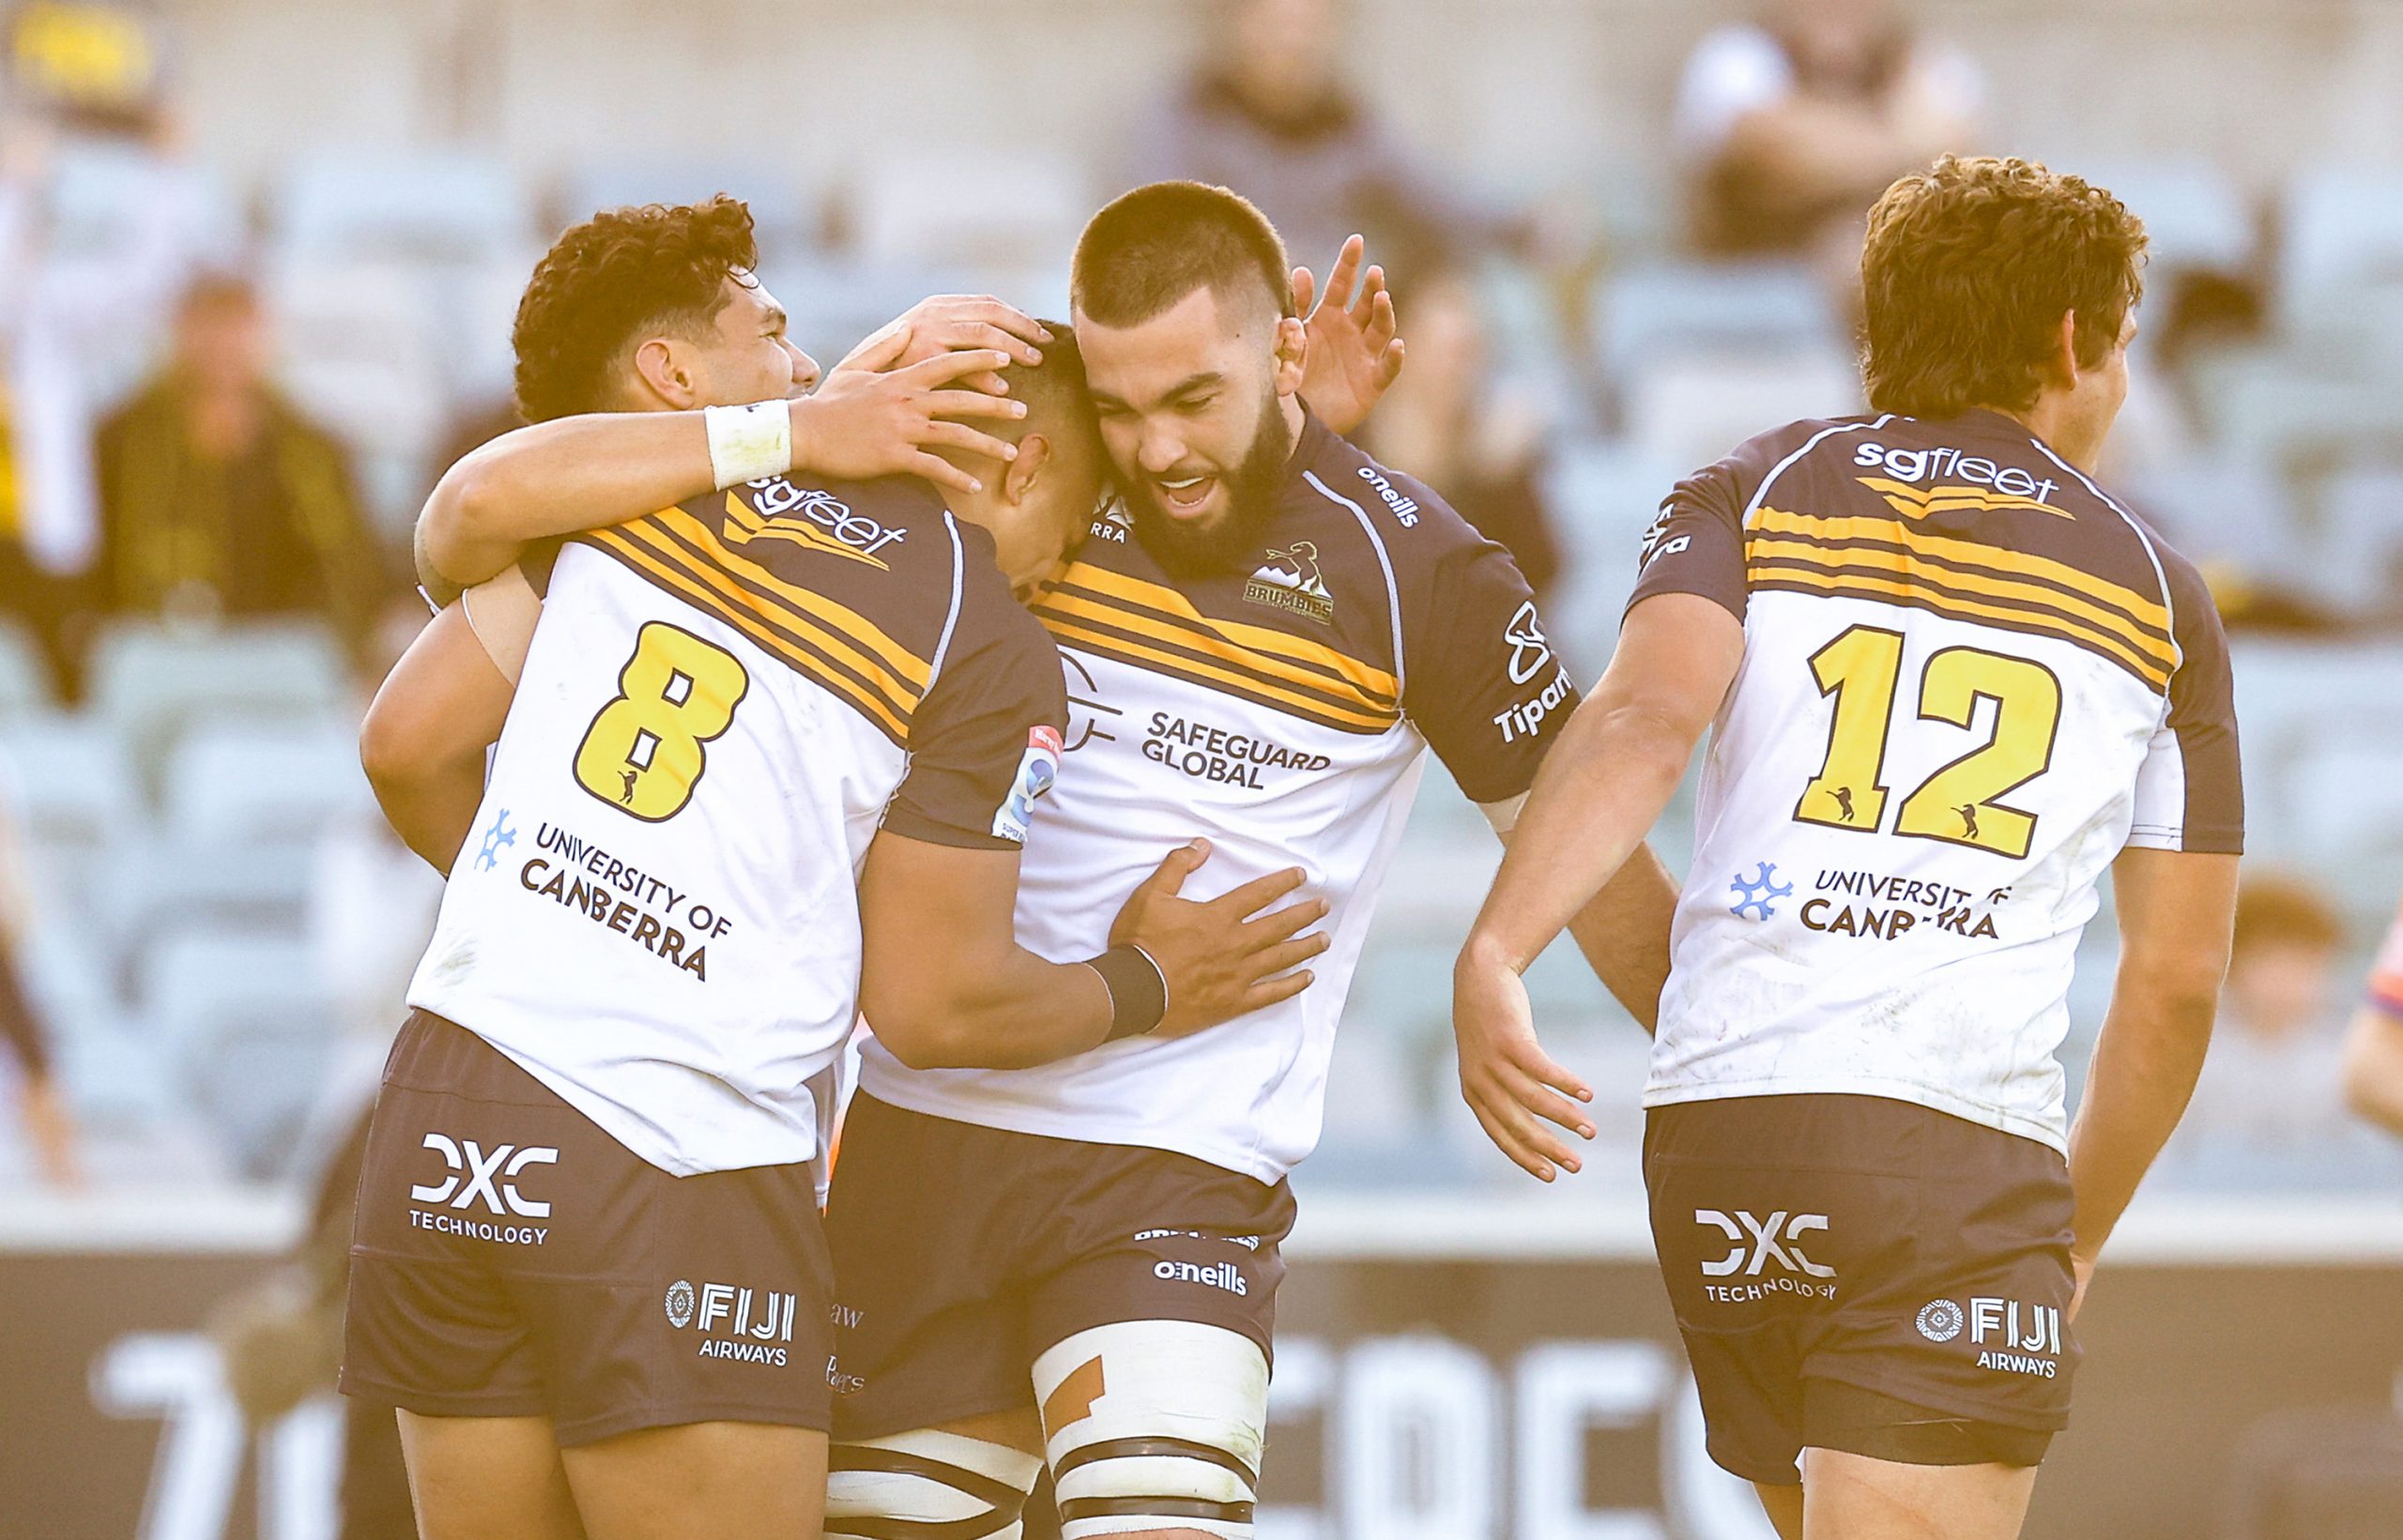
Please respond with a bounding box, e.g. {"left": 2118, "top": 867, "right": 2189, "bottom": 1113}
{"left": 1244, "top": 540, "right": 1334, "bottom": 624}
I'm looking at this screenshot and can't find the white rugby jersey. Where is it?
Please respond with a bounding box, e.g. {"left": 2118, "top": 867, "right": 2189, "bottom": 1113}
{"left": 1632, "top": 410, "right": 2243, "bottom": 1151}
{"left": 857, "top": 414, "right": 1576, "bottom": 1182}
{"left": 408, "top": 475, "right": 1064, "bottom": 1177}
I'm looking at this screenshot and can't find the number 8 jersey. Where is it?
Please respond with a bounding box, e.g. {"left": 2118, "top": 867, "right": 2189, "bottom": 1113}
{"left": 406, "top": 476, "right": 1066, "bottom": 1178}
{"left": 1632, "top": 410, "right": 2242, "bottom": 1151}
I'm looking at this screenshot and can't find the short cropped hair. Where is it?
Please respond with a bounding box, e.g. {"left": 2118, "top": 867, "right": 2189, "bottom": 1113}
{"left": 1071, "top": 181, "right": 1294, "bottom": 328}
{"left": 513, "top": 195, "right": 758, "bottom": 422}
{"left": 935, "top": 322, "right": 1102, "bottom": 473}
{"left": 1860, "top": 157, "right": 2148, "bottom": 419}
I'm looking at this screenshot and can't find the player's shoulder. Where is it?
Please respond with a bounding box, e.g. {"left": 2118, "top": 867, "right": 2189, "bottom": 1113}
{"left": 1289, "top": 417, "right": 1493, "bottom": 577}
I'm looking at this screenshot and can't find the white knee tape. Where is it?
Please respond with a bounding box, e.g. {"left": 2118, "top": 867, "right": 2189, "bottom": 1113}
{"left": 825, "top": 1427, "right": 1044, "bottom": 1540}
{"left": 1032, "top": 1320, "right": 1269, "bottom": 1539}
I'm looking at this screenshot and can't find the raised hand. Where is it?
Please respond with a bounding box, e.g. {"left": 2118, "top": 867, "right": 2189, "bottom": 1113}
{"left": 1110, "top": 840, "right": 1331, "bottom": 1036}
{"left": 790, "top": 346, "right": 1028, "bottom": 496}
{"left": 1453, "top": 951, "right": 1596, "bottom": 1182}
{"left": 1294, "top": 234, "right": 1405, "bottom": 436}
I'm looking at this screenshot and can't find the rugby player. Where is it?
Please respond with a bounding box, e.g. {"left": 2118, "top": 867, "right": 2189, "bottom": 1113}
{"left": 344, "top": 197, "right": 1327, "bottom": 1540}
{"left": 406, "top": 184, "right": 1677, "bottom": 1540}
{"left": 1454, "top": 156, "right": 2243, "bottom": 1539}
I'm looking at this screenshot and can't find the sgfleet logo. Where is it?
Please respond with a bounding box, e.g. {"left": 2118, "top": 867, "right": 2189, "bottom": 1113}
{"left": 1693, "top": 1210, "right": 1835, "bottom": 1302}
{"left": 724, "top": 480, "right": 906, "bottom": 566}
{"left": 1154, "top": 1258, "right": 1250, "bottom": 1296}
{"left": 1849, "top": 441, "right": 2067, "bottom": 518}
{"left": 406, "top": 1135, "right": 557, "bottom": 1245}
{"left": 665, "top": 1278, "right": 800, "bottom": 1365}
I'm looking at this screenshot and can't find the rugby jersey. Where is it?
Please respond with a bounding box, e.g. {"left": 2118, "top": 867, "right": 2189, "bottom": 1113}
{"left": 857, "top": 413, "right": 1573, "bottom": 1182}
{"left": 1632, "top": 409, "right": 2242, "bottom": 1151}
{"left": 409, "top": 474, "right": 1065, "bottom": 1177}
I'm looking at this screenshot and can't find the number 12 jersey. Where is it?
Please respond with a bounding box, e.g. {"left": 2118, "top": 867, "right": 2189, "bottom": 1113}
{"left": 1631, "top": 410, "right": 2242, "bottom": 1151}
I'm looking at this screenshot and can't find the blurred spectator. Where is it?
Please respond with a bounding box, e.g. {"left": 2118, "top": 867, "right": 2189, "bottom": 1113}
{"left": 2161, "top": 873, "right": 2388, "bottom": 1184}
{"left": 1675, "top": 0, "right": 1982, "bottom": 269}
{"left": 0, "top": 773, "right": 79, "bottom": 1186}
{"left": 84, "top": 271, "right": 394, "bottom": 669}
{"left": 1, "top": 104, "right": 219, "bottom": 694}
{"left": 1134, "top": 0, "right": 1519, "bottom": 278}
{"left": 2342, "top": 891, "right": 2403, "bottom": 1140}
{"left": 1356, "top": 266, "right": 1562, "bottom": 602}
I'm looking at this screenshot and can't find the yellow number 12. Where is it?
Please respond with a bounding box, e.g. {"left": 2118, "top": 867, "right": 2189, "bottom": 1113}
{"left": 1794, "top": 626, "right": 2061, "bottom": 860}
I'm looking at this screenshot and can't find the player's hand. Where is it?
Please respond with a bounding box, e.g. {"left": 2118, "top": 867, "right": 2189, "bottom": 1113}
{"left": 834, "top": 297, "right": 1050, "bottom": 396}
{"left": 1110, "top": 840, "right": 1330, "bottom": 1036}
{"left": 1453, "top": 948, "right": 1594, "bottom": 1181}
{"left": 789, "top": 346, "right": 1028, "bottom": 496}
{"left": 1294, "top": 235, "right": 1404, "bottom": 437}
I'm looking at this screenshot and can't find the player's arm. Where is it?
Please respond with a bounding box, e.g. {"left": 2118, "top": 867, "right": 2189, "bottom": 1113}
{"left": 1454, "top": 595, "right": 1742, "bottom": 1179}
{"left": 2065, "top": 846, "right": 2238, "bottom": 1300}
{"left": 857, "top": 834, "right": 1328, "bottom": 1070}
{"left": 2342, "top": 1002, "right": 2403, "bottom": 1137}
{"left": 418, "top": 344, "right": 1028, "bottom": 595}
{"left": 2339, "top": 907, "right": 2403, "bottom": 1136}
{"left": 1524, "top": 831, "right": 1679, "bottom": 1035}
{"left": 359, "top": 573, "right": 539, "bottom": 874}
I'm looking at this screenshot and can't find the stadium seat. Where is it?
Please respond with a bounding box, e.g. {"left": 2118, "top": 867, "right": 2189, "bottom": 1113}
{"left": 561, "top": 158, "right": 819, "bottom": 248}
{"left": 0, "top": 620, "right": 51, "bottom": 719}
{"left": 86, "top": 621, "right": 350, "bottom": 789}
{"left": 2278, "top": 164, "right": 2403, "bottom": 329}
{"left": 1592, "top": 260, "right": 1841, "bottom": 384}
{"left": 161, "top": 720, "right": 369, "bottom": 848}
{"left": 850, "top": 148, "right": 1093, "bottom": 271}
{"left": 1620, "top": 351, "right": 1862, "bottom": 480}
{"left": 0, "top": 711, "right": 144, "bottom": 854}
{"left": 277, "top": 148, "right": 534, "bottom": 267}
{"left": 2074, "top": 160, "right": 2255, "bottom": 275}
{"left": 268, "top": 259, "right": 451, "bottom": 520}
{"left": 2313, "top": 470, "right": 2403, "bottom": 619}
{"left": 139, "top": 927, "right": 335, "bottom": 1178}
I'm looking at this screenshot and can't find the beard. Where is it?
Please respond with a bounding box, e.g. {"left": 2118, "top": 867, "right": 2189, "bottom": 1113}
{"left": 1123, "top": 389, "right": 1295, "bottom": 581}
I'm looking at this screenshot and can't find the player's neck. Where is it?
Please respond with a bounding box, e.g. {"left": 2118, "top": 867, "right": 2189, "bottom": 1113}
{"left": 1278, "top": 391, "right": 1308, "bottom": 454}
{"left": 1985, "top": 396, "right": 2106, "bottom": 477}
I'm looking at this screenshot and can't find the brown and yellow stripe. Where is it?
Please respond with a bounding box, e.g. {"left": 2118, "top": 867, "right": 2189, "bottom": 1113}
{"left": 1037, "top": 561, "right": 1401, "bottom": 734}
{"left": 578, "top": 514, "right": 929, "bottom": 740}
{"left": 1747, "top": 506, "right": 2176, "bottom": 690}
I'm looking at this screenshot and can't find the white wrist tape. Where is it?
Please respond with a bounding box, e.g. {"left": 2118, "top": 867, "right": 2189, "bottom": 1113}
{"left": 703, "top": 400, "right": 792, "bottom": 490}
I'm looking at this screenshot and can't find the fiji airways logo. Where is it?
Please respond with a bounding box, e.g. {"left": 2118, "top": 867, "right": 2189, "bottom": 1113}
{"left": 1918, "top": 1296, "right": 2065, "bottom": 1377}
{"left": 1244, "top": 541, "right": 1335, "bottom": 624}
{"left": 665, "top": 1278, "right": 800, "bottom": 1365}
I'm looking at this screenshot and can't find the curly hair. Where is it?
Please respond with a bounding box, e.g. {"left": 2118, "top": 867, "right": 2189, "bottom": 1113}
{"left": 1072, "top": 180, "right": 1293, "bottom": 328}
{"left": 1860, "top": 157, "right": 2148, "bottom": 419}
{"left": 512, "top": 195, "right": 759, "bottom": 422}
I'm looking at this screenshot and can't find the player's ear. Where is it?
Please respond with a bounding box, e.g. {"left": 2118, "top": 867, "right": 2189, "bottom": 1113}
{"left": 631, "top": 335, "right": 700, "bottom": 410}
{"left": 1002, "top": 433, "right": 1052, "bottom": 504}
{"left": 1273, "top": 314, "right": 1309, "bottom": 396}
{"left": 2042, "top": 310, "right": 2082, "bottom": 389}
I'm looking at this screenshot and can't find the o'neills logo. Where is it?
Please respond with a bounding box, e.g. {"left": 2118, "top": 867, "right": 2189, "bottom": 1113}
{"left": 1154, "top": 1258, "right": 1249, "bottom": 1296}
{"left": 1244, "top": 541, "right": 1334, "bottom": 624}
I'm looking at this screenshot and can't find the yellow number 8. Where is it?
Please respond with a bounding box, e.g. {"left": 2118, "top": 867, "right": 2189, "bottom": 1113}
{"left": 573, "top": 623, "right": 751, "bottom": 822}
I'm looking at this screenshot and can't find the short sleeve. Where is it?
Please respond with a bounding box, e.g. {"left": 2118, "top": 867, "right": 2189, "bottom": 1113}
{"left": 1628, "top": 459, "right": 1751, "bottom": 622}
{"left": 2126, "top": 555, "right": 2243, "bottom": 855}
{"left": 1402, "top": 531, "right": 1581, "bottom": 807}
{"left": 882, "top": 536, "right": 1068, "bottom": 851}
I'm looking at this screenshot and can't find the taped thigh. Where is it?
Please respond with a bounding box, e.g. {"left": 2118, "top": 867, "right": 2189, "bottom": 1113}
{"left": 825, "top": 1427, "right": 1045, "bottom": 1540}
{"left": 1033, "top": 1320, "right": 1267, "bottom": 1539}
